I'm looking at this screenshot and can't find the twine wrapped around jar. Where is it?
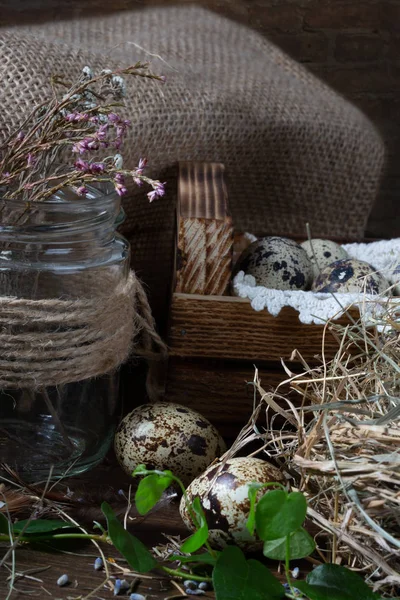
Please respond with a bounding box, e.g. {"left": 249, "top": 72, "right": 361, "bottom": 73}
{"left": 0, "top": 269, "right": 167, "bottom": 393}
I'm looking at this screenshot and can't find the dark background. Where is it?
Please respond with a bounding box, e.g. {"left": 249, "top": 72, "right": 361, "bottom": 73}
{"left": 1, "top": 0, "right": 399, "bottom": 238}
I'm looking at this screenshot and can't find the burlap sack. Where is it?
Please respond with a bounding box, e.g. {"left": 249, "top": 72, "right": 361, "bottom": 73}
{"left": 0, "top": 6, "right": 385, "bottom": 325}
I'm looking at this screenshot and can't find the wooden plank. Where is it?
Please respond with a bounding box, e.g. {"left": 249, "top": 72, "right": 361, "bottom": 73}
{"left": 169, "top": 293, "right": 355, "bottom": 363}
{"left": 0, "top": 505, "right": 213, "bottom": 600}
{"left": 175, "top": 162, "right": 233, "bottom": 295}
{"left": 165, "top": 358, "right": 298, "bottom": 439}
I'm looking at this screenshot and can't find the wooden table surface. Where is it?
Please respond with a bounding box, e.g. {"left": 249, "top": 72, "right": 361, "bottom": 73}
{"left": 0, "top": 506, "right": 215, "bottom": 599}
{"left": 0, "top": 461, "right": 217, "bottom": 599}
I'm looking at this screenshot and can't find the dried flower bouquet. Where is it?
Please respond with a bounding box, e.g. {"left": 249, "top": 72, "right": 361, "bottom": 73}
{"left": 0, "top": 63, "right": 166, "bottom": 206}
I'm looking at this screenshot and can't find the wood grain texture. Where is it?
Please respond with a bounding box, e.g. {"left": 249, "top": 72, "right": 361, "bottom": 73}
{"left": 169, "top": 293, "right": 357, "bottom": 363}
{"left": 175, "top": 162, "right": 233, "bottom": 295}
{"left": 178, "top": 162, "right": 230, "bottom": 219}
{"left": 165, "top": 358, "right": 299, "bottom": 439}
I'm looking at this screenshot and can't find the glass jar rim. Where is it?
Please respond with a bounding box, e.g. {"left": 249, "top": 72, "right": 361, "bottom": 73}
{"left": 0, "top": 183, "right": 121, "bottom": 235}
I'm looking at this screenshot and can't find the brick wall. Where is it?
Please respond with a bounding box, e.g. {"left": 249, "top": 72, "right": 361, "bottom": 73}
{"left": 0, "top": 0, "right": 399, "bottom": 238}
{"left": 241, "top": 0, "right": 400, "bottom": 239}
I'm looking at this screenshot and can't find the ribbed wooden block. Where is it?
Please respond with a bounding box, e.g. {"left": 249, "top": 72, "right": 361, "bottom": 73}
{"left": 175, "top": 162, "right": 233, "bottom": 295}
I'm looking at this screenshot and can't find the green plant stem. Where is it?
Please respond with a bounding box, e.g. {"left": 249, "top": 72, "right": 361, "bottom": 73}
{"left": 0, "top": 533, "right": 106, "bottom": 544}
{"left": 160, "top": 565, "right": 212, "bottom": 583}
{"left": 284, "top": 534, "right": 297, "bottom": 598}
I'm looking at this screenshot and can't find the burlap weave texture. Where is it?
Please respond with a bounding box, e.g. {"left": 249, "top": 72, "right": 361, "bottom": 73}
{"left": 0, "top": 6, "right": 385, "bottom": 322}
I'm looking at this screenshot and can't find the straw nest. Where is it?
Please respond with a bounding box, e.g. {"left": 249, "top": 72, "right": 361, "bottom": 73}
{"left": 246, "top": 298, "right": 400, "bottom": 596}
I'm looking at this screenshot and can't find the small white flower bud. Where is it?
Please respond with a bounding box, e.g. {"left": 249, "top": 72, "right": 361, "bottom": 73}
{"left": 82, "top": 66, "right": 93, "bottom": 79}
{"left": 113, "top": 154, "right": 123, "bottom": 169}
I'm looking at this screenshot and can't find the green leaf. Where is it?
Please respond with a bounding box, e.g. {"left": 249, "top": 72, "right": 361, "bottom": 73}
{"left": 180, "top": 497, "right": 209, "bottom": 554}
{"left": 12, "top": 519, "right": 76, "bottom": 535}
{"left": 296, "top": 564, "right": 382, "bottom": 600}
{"left": 263, "top": 527, "right": 315, "bottom": 560}
{"left": 255, "top": 490, "right": 307, "bottom": 541}
{"left": 101, "top": 502, "right": 157, "bottom": 573}
{"left": 213, "top": 546, "right": 285, "bottom": 600}
{"left": 0, "top": 513, "right": 10, "bottom": 535}
{"left": 135, "top": 472, "right": 174, "bottom": 515}
{"left": 169, "top": 551, "right": 219, "bottom": 566}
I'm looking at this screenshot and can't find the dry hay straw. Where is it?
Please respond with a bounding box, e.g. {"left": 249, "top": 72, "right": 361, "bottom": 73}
{"left": 254, "top": 297, "right": 400, "bottom": 596}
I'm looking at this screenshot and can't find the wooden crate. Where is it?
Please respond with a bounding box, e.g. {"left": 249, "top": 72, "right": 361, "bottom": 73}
{"left": 164, "top": 162, "right": 353, "bottom": 440}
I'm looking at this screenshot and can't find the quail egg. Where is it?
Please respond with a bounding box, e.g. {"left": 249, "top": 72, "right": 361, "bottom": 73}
{"left": 179, "top": 457, "right": 284, "bottom": 550}
{"left": 312, "top": 258, "right": 390, "bottom": 295}
{"left": 235, "top": 237, "right": 313, "bottom": 291}
{"left": 301, "top": 239, "right": 348, "bottom": 279}
{"left": 114, "top": 402, "right": 226, "bottom": 485}
{"left": 390, "top": 263, "right": 400, "bottom": 295}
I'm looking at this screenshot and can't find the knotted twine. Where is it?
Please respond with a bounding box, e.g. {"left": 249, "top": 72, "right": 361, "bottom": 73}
{"left": 0, "top": 270, "right": 167, "bottom": 397}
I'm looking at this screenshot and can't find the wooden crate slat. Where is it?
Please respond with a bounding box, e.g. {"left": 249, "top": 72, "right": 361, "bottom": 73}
{"left": 166, "top": 358, "right": 298, "bottom": 439}
{"left": 169, "top": 293, "right": 355, "bottom": 363}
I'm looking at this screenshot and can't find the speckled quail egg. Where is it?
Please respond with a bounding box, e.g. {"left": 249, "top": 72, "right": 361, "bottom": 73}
{"left": 114, "top": 403, "right": 226, "bottom": 485}
{"left": 235, "top": 236, "right": 313, "bottom": 291}
{"left": 390, "top": 263, "right": 400, "bottom": 295}
{"left": 312, "top": 258, "right": 390, "bottom": 295}
{"left": 301, "top": 239, "right": 348, "bottom": 279}
{"left": 179, "top": 457, "right": 284, "bottom": 551}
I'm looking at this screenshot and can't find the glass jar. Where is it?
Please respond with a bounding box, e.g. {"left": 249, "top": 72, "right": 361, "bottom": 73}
{"left": 0, "top": 184, "right": 130, "bottom": 481}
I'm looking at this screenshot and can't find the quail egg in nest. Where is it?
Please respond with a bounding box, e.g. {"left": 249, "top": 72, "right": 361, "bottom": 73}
{"left": 179, "top": 457, "right": 284, "bottom": 550}
{"left": 114, "top": 402, "right": 226, "bottom": 486}
{"left": 235, "top": 236, "right": 313, "bottom": 291}
{"left": 390, "top": 263, "right": 400, "bottom": 295}
{"left": 301, "top": 239, "right": 348, "bottom": 279}
{"left": 312, "top": 258, "right": 390, "bottom": 295}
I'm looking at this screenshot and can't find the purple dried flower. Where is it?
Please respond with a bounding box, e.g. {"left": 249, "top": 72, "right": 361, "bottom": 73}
{"left": 76, "top": 113, "right": 89, "bottom": 122}
{"left": 116, "top": 126, "right": 125, "bottom": 139}
{"left": 133, "top": 177, "right": 143, "bottom": 187}
{"left": 74, "top": 158, "right": 89, "bottom": 171}
{"left": 97, "top": 124, "right": 108, "bottom": 141}
{"left": 147, "top": 181, "right": 166, "bottom": 202}
{"left": 65, "top": 112, "right": 89, "bottom": 123}
{"left": 115, "top": 173, "right": 125, "bottom": 184}
{"left": 17, "top": 131, "right": 25, "bottom": 141}
{"left": 160, "top": 75, "right": 167, "bottom": 83}
{"left": 115, "top": 183, "right": 128, "bottom": 197}
{"left": 27, "top": 153, "right": 36, "bottom": 167}
{"left": 138, "top": 158, "right": 147, "bottom": 171}
{"left": 72, "top": 138, "right": 90, "bottom": 154}
{"left": 65, "top": 113, "right": 78, "bottom": 122}
{"left": 108, "top": 113, "right": 121, "bottom": 124}
{"left": 77, "top": 185, "right": 88, "bottom": 196}
{"left": 87, "top": 138, "right": 99, "bottom": 150}
{"left": 90, "top": 162, "right": 105, "bottom": 174}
